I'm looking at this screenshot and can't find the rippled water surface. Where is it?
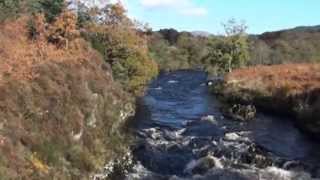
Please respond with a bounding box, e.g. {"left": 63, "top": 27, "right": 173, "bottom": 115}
{"left": 126, "top": 70, "right": 320, "bottom": 180}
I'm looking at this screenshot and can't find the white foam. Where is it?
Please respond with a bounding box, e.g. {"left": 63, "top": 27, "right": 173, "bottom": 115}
{"left": 184, "top": 155, "right": 224, "bottom": 175}
{"left": 168, "top": 80, "right": 179, "bottom": 84}
{"left": 260, "top": 166, "right": 313, "bottom": 180}
{"left": 125, "top": 162, "right": 152, "bottom": 180}
{"left": 152, "top": 86, "right": 162, "bottom": 90}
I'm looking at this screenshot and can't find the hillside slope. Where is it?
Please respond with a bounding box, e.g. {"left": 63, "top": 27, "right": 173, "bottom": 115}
{"left": 0, "top": 17, "right": 134, "bottom": 179}
{"left": 250, "top": 25, "right": 320, "bottom": 65}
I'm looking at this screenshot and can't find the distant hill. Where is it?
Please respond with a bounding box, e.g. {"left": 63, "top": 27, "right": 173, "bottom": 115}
{"left": 151, "top": 25, "right": 320, "bottom": 68}
{"left": 249, "top": 25, "right": 320, "bottom": 65}
{"left": 191, "top": 31, "right": 212, "bottom": 37}
{"left": 291, "top": 25, "right": 320, "bottom": 32}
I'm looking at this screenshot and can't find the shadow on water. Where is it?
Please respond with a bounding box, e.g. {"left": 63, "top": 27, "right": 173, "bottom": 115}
{"left": 126, "top": 70, "right": 320, "bottom": 180}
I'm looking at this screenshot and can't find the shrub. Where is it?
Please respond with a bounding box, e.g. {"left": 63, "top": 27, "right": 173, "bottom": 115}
{"left": 38, "top": 0, "right": 66, "bottom": 23}
{"left": 66, "top": 145, "right": 96, "bottom": 172}
{"left": 47, "top": 10, "right": 80, "bottom": 48}
{"left": 0, "top": 0, "right": 20, "bottom": 22}
{"left": 33, "top": 140, "right": 63, "bottom": 166}
{"left": 27, "top": 14, "right": 46, "bottom": 41}
{"left": 204, "top": 20, "right": 249, "bottom": 73}
{"left": 92, "top": 27, "right": 158, "bottom": 94}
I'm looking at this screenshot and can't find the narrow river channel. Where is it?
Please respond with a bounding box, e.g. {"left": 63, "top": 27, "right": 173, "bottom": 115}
{"left": 126, "top": 70, "right": 320, "bottom": 180}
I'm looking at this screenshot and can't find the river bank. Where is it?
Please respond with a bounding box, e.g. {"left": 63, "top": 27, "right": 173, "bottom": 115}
{"left": 213, "top": 64, "right": 320, "bottom": 138}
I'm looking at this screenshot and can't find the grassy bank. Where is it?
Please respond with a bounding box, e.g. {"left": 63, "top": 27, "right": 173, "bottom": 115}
{"left": 217, "top": 64, "right": 320, "bottom": 137}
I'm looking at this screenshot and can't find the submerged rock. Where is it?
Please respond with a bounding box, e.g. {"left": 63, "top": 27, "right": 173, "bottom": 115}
{"left": 227, "top": 104, "right": 257, "bottom": 121}
{"left": 282, "top": 160, "right": 306, "bottom": 172}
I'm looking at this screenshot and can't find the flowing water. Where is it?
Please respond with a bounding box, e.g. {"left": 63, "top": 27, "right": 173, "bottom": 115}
{"left": 126, "top": 70, "right": 320, "bottom": 180}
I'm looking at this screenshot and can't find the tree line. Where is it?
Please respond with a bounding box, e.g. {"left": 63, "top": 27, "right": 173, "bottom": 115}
{"left": 148, "top": 21, "right": 320, "bottom": 74}
{"left": 149, "top": 19, "right": 250, "bottom": 74}
{"left": 0, "top": 0, "right": 158, "bottom": 95}
{"left": 1, "top": 0, "right": 319, "bottom": 82}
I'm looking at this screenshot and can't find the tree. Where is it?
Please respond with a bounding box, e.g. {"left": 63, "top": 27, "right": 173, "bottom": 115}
{"left": 159, "top": 28, "right": 180, "bottom": 45}
{"left": 81, "top": 2, "right": 158, "bottom": 94}
{"left": 76, "top": 2, "right": 91, "bottom": 28}
{"left": 38, "top": 0, "right": 66, "bottom": 22}
{"left": 204, "top": 19, "right": 249, "bottom": 73}
{"left": 222, "top": 19, "right": 247, "bottom": 36}
{"left": 248, "top": 38, "right": 272, "bottom": 65}
{"left": 102, "top": 2, "right": 128, "bottom": 26}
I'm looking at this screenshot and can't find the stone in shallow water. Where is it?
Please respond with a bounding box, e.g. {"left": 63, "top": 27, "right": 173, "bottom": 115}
{"left": 200, "top": 115, "right": 217, "bottom": 124}
{"left": 224, "top": 132, "right": 250, "bottom": 142}
{"left": 224, "top": 133, "right": 241, "bottom": 141}
{"left": 163, "top": 129, "right": 185, "bottom": 141}
{"left": 227, "top": 104, "right": 257, "bottom": 121}
{"left": 184, "top": 155, "right": 223, "bottom": 175}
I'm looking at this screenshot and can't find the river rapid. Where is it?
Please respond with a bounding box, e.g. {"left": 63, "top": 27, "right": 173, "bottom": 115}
{"left": 125, "top": 70, "right": 320, "bottom": 180}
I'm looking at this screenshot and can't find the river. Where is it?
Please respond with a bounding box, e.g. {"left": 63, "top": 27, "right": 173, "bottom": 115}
{"left": 125, "top": 70, "right": 320, "bottom": 180}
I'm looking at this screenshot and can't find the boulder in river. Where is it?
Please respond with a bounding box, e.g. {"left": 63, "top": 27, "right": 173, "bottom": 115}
{"left": 184, "top": 155, "right": 223, "bottom": 175}
{"left": 200, "top": 115, "right": 217, "bottom": 124}
{"left": 227, "top": 104, "right": 257, "bottom": 121}
{"left": 224, "top": 132, "right": 241, "bottom": 141}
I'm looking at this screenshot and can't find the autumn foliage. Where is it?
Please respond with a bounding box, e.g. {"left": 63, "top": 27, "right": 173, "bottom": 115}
{"left": 47, "top": 10, "right": 80, "bottom": 48}
{"left": 83, "top": 3, "right": 158, "bottom": 94}
{"left": 0, "top": 10, "right": 134, "bottom": 179}
{"left": 0, "top": 13, "right": 88, "bottom": 84}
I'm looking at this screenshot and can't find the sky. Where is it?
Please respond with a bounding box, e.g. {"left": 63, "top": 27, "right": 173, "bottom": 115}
{"left": 118, "top": 0, "right": 320, "bottom": 34}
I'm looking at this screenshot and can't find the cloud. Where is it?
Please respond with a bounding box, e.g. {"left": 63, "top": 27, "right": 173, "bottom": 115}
{"left": 180, "top": 7, "right": 208, "bottom": 16}
{"left": 140, "top": 0, "right": 208, "bottom": 17}
{"left": 140, "top": 0, "right": 186, "bottom": 8}
{"left": 77, "top": 0, "right": 128, "bottom": 8}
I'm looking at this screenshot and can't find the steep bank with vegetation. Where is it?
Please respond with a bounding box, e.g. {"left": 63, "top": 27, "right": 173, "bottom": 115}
{"left": 0, "top": 15, "right": 135, "bottom": 179}
{"left": 215, "top": 64, "right": 320, "bottom": 137}
{"left": 0, "top": 1, "right": 158, "bottom": 179}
